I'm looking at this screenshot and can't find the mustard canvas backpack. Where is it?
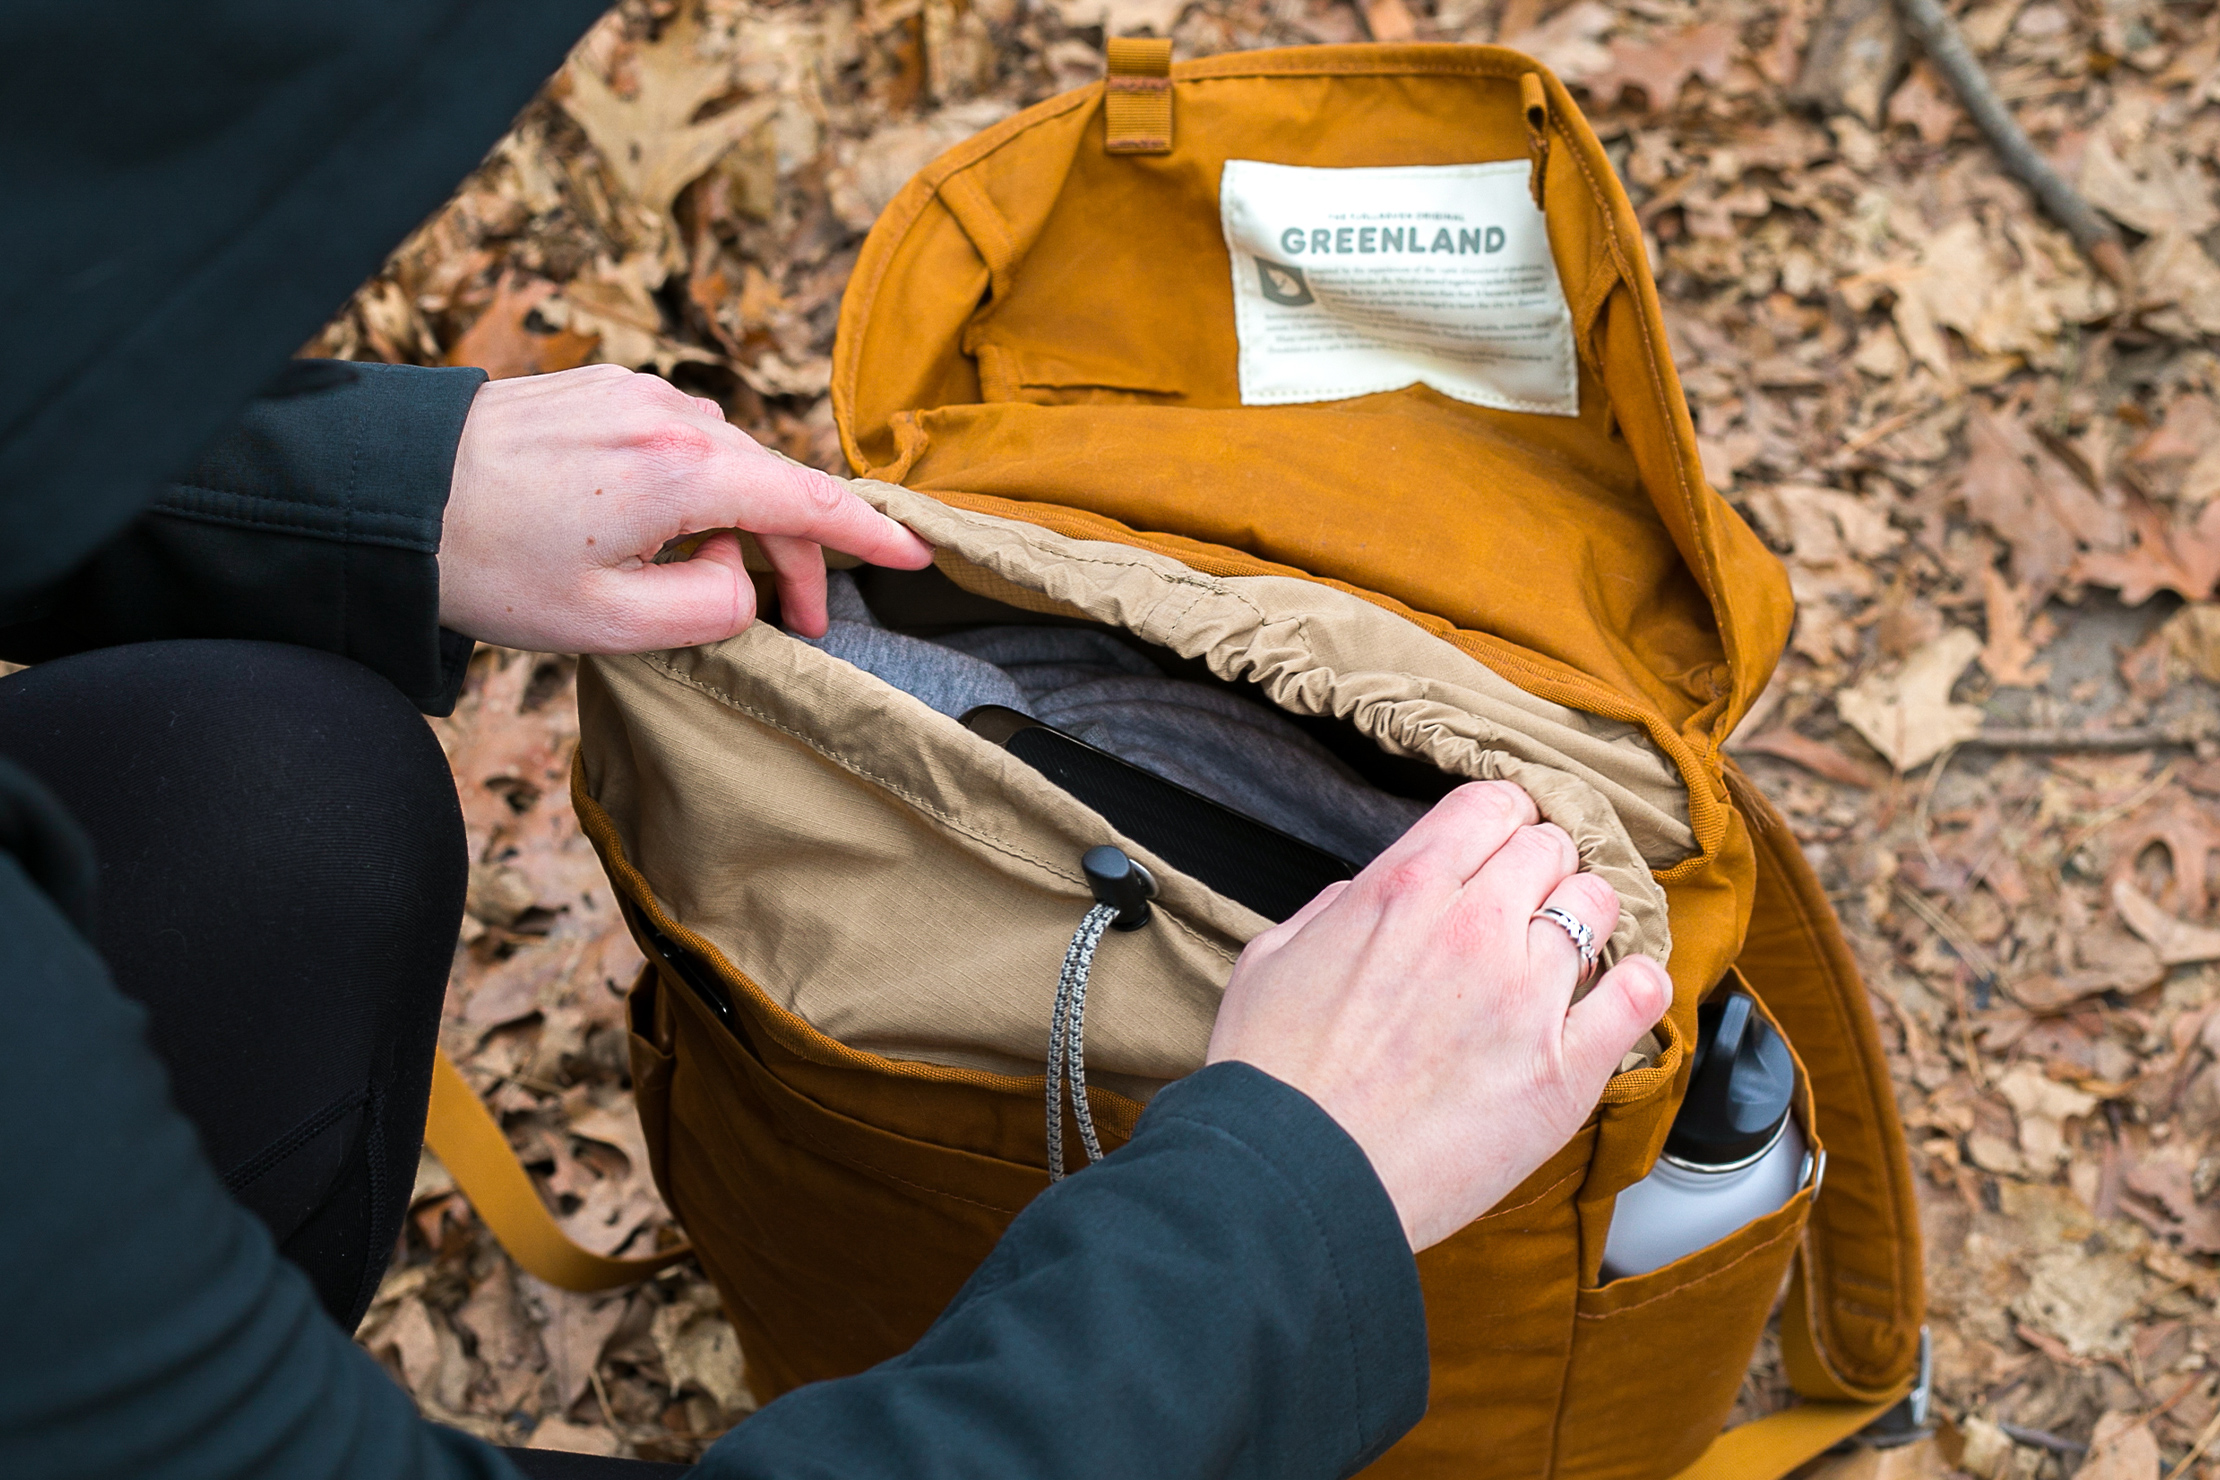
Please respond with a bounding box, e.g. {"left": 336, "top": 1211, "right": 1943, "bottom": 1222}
{"left": 428, "top": 39, "right": 1928, "bottom": 1480}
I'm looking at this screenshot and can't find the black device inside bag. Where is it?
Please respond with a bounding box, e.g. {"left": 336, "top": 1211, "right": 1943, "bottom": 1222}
{"left": 962, "top": 705, "right": 1355, "bottom": 922}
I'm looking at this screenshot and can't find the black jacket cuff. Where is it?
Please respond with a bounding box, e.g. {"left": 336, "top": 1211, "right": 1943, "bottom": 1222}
{"left": 0, "top": 360, "right": 485, "bottom": 715}
{"left": 1141, "top": 1061, "right": 1431, "bottom": 1466}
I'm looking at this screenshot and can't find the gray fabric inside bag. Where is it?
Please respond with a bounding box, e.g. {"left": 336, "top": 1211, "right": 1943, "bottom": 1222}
{"left": 801, "top": 570, "right": 1431, "bottom": 865}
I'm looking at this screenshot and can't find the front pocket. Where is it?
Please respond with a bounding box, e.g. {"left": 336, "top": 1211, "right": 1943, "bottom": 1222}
{"left": 652, "top": 959, "right": 1070, "bottom": 1401}
{"left": 1553, "top": 1186, "right": 1813, "bottom": 1480}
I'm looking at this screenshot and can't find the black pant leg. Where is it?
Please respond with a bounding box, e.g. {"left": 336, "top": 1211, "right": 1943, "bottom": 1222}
{"left": 0, "top": 638, "right": 466, "bottom": 1329}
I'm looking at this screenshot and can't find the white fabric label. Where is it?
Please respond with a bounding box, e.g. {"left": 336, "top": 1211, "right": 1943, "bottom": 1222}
{"left": 1219, "top": 159, "right": 1578, "bottom": 416}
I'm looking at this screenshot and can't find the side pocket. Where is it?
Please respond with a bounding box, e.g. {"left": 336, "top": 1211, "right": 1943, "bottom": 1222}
{"left": 625, "top": 963, "right": 678, "bottom": 1211}
{"left": 1553, "top": 1182, "right": 1813, "bottom": 1480}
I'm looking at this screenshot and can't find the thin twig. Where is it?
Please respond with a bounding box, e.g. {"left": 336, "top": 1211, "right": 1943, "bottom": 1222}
{"left": 2164, "top": 1404, "right": 2220, "bottom": 1480}
{"left": 1835, "top": 390, "right": 1966, "bottom": 460}
{"left": 1915, "top": 742, "right": 1959, "bottom": 882}
{"left": 1999, "top": 1422, "right": 2088, "bottom": 1456}
{"left": 1960, "top": 723, "right": 2219, "bottom": 752}
{"left": 1889, "top": 0, "right": 2130, "bottom": 284}
{"left": 2059, "top": 759, "right": 2180, "bottom": 863}
{"left": 1893, "top": 882, "right": 2002, "bottom": 1084}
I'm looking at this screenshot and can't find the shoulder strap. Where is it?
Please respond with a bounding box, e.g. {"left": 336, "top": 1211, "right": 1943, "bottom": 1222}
{"left": 423, "top": 1048, "right": 691, "bottom": 1291}
{"left": 1665, "top": 771, "right": 1929, "bottom": 1480}
{"left": 1671, "top": 1396, "right": 1906, "bottom": 1480}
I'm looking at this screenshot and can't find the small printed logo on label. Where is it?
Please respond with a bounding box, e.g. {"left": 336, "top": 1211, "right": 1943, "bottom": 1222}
{"left": 1219, "top": 160, "right": 1578, "bottom": 416}
{"left": 1254, "top": 258, "right": 1315, "bottom": 307}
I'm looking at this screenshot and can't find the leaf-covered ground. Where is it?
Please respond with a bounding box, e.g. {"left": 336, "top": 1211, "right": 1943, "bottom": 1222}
{"left": 342, "top": 0, "right": 2220, "bottom": 1469}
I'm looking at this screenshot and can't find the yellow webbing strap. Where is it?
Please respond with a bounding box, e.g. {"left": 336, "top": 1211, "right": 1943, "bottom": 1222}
{"left": 424, "top": 1048, "right": 691, "bottom": 1292}
{"left": 1671, "top": 1396, "right": 1904, "bottom": 1480}
{"left": 1103, "top": 37, "right": 1174, "bottom": 155}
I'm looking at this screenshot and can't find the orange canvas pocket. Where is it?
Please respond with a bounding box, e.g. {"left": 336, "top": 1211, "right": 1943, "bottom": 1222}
{"left": 1554, "top": 1178, "right": 1813, "bottom": 1480}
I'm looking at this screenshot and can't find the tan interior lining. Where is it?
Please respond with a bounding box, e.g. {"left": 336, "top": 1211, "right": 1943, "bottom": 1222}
{"left": 581, "top": 489, "right": 1685, "bottom": 1090}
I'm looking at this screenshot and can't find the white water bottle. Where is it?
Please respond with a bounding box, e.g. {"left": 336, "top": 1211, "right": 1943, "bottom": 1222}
{"left": 1601, "top": 990, "right": 1808, "bottom": 1281}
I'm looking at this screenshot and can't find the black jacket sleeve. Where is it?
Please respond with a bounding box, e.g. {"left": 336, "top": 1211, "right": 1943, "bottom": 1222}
{"left": 699, "top": 1062, "right": 1431, "bottom": 1480}
{"left": 0, "top": 804, "right": 1429, "bottom": 1480}
{"left": 0, "top": 360, "right": 484, "bottom": 715}
{"left": 0, "top": 826, "right": 515, "bottom": 1480}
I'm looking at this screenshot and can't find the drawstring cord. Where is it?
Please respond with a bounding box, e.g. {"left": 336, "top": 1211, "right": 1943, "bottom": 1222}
{"left": 1047, "top": 846, "right": 1156, "bottom": 1183}
{"left": 1046, "top": 903, "right": 1118, "bottom": 1182}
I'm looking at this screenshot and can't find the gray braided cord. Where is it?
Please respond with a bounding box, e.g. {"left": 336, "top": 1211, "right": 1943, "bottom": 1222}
{"left": 1046, "top": 903, "right": 1118, "bottom": 1183}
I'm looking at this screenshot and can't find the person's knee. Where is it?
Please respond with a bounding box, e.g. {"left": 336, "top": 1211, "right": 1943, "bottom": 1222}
{"left": 0, "top": 639, "right": 465, "bottom": 937}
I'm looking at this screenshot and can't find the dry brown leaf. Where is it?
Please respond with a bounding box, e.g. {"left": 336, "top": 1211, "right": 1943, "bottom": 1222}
{"left": 2106, "top": 790, "right": 2220, "bottom": 919}
{"left": 1043, "top": 0, "right": 1193, "bottom": 33}
{"left": 2121, "top": 1140, "right": 2220, "bottom": 1256}
{"left": 1980, "top": 566, "right": 2052, "bottom": 687}
{"left": 651, "top": 1288, "right": 754, "bottom": 1419}
{"left": 2077, "top": 132, "right": 2220, "bottom": 239}
{"left": 2075, "top": 1412, "right": 2160, "bottom": 1480}
{"left": 1500, "top": 0, "right": 1616, "bottom": 81}
{"left": 1737, "top": 728, "right": 1889, "bottom": 787}
{"left": 456, "top": 1262, "right": 543, "bottom": 1413}
{"left": 560, "top": 8, "right": 779, "bottom": 225}
{"left": 1746, "top": 482, "right": 1904, "bottom": 566}
{"left": 1361, "top": 0, "right": 1418, "bottom": 42}
{"left": 2076, "top": 500, "right": 2220, "bottom": 605}
{"left": 1885, "top": 63, "right": 1960, "bottom": 147}
{"left": 2011, "top": 1247, "right": 2151, "bottom": 1358}
{"left": 2164, "top": 605, "right": 2220, "bottom": 683}
{"left": 447, "top": 274, "right": 600, "bottom": 380}
{"left": 823, "top": 100, "right": 1013, "bottom": 232}
{"left": 1806, "top": 1437, "right": 1949, "bottom": 1480}
{"left": 2008, "top": 923, "right": 2167, "bottom": 1009}
{"left": 1963, "top": 407, "right": 2079, "bottom": 593}
{"left": 2130, "top": 397, "right": 2217, "bottom": 467}
{"left": 381, "top": 1296, "right": 473, "bottom": 1413}
{"left": 1574, "top": 23, "right": 1738, "bottom": 112}
{"left": 1998, "top": 1063, "right": 2099, "bottom": 1168}
{"left": 525, "top": 1277, "right": 631, "bottom": 1413}
{"left": 528, "top": 1418, "right": 624, "bottom": 1457}
{"left": 2112, "top": 880, "right": 2220, "bottom": 965}
{"left": 1838, "top": 627, "right": 1987, "bottom": 772}
{"left": 2134, "top": 232, "right": 2220, "bottom": 338}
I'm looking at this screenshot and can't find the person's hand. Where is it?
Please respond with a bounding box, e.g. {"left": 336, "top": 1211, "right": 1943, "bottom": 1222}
{"left": 438, "top": 364, "right": 934, "bottom": 652}
{"left": 1206, "top": 780, "right": 1672, "bottom": 1252}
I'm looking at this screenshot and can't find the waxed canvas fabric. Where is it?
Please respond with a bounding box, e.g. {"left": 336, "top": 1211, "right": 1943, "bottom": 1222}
{"left": 575, "top": 41, "right": 1925, "bottom": 1480}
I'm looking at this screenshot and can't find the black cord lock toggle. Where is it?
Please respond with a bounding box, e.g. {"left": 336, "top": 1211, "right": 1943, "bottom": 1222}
{"left": 1082, "top": 846, "right": 1157, "bottom": 931}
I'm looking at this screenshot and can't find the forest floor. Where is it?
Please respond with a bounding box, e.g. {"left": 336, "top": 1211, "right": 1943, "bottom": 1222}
{"left": 335, "top": 0, "right": 2220, "bottom": 1471}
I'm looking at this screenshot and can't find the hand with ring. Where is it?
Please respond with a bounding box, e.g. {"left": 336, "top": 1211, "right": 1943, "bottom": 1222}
{"left": 1206, "top": 779, "right": 1671, "bottom": 1252}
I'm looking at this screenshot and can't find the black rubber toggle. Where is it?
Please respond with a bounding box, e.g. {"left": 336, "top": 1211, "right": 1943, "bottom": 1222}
{"left": 1082, "top": 845, "right": 1158, "bottom": 931}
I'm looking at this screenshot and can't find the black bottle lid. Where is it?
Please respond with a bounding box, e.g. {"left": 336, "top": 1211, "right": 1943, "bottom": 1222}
{"left": 1663, "top": 989, "right": 1796, "bottom": 1167}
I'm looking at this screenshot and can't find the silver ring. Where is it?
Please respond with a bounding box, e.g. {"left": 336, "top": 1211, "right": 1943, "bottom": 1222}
{"left": 1534, "top": 905, "right": 1600, "bottom": 974}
